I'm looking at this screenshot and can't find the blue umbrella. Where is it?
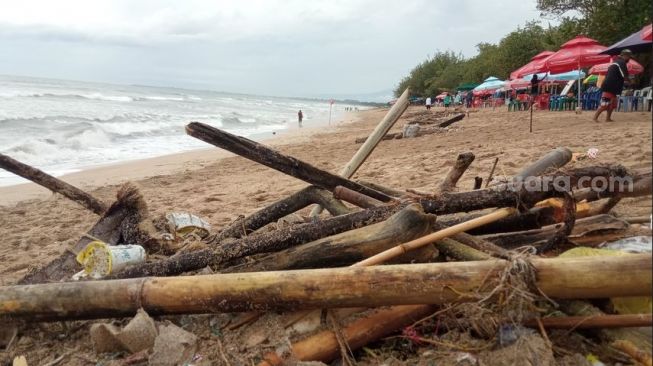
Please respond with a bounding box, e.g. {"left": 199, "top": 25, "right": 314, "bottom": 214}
{"left": 473, "top": 76, "right": 505, "bottom": 91}
{"left": 523, "top": 70, "right": 586, "bottom": 81}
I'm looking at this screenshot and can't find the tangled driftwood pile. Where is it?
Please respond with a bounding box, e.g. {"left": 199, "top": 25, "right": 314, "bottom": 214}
{"left": 0, "top": 89, "right": 652, "bottom": 365}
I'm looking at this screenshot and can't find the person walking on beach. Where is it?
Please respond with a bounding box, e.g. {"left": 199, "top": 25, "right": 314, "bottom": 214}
{"left": 297, "top": 109, "right": 303, "bottom": 127}
{"left": 594, "top": 49, "right": 632, "bottom": 122}
{"left": 443, "top": 93, "right": 452, "bottom": 110}
{"left": 425, "top": 96, "right": 432, "bottom": 110}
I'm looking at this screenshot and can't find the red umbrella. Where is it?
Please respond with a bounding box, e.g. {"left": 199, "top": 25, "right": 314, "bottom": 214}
{"left": 543, "top": 36, "right": 611, "bottom": 74}
{"left": 505, "top": 79, "right": 531, "bottom": 90}
{"left": 510, "top": 51, "right": 555, "bottom": 80}
{"left": 642, "top": 24, "right": 652, "bottom": 41}
{"left": 589, "top": 59, "right": 644, "bottom": 75}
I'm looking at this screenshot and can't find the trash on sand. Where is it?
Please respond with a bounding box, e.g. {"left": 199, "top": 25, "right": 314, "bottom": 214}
{"left": 76, "top": 241, "right": 146, "bottom": 278}
{"left": 90, "top": 308, "right": 157, "bottom": 354}
{"left": 149, "top": 322, "right": 198, "bottom": 366}
{"left": 166, "top": 212, "right": 211, "bottom": 238}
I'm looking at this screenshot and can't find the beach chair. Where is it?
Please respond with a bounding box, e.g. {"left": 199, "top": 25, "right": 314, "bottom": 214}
{"left": 632, "top": 89, "right": 642, "bottom": 111}
{"left": 641, "top": 87, "right": 652, "bottom": 112}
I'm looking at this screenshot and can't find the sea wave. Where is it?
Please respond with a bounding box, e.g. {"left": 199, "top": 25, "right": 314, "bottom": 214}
{"left": 0, "top": 91, "right": 201, "bottom": 102}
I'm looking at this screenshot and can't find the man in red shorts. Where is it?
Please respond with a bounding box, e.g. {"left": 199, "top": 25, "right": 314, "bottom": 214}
{"left": 593, "top": 49, "right": 632, "bottom": 122}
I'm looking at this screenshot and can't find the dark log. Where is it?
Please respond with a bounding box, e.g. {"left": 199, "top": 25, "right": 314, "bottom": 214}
{"left": 449, "top": 232, "right": 510, "bottom": 258}
{"left": 440, "top": 206, "right": 557, "bottom": 235}
{"left": 481, "top": 214, "right": 629, "bottom": 249}
{"left": 0, "top": 153, "right": 107, "bottom": 214}
{"left": 514, "top": 147, "right": 572, "bottom": 181}
{"left": 19, "top": 184, "right": 148, "bottom": 284}
{"left": 185, "top": 122, "right": 391, "bottom": 202}
{"left": 110, "top": 204, "right": 403, "bottom": 279}
{"left": 435, "top": 238, "right": 491, "bottom": 261}
{"left": 224, "top": 204, "right": 435, "bottom": 272}
{"left": 214, "top": 186, "right": 349, "bottom": 241}
{"left": 439, "top": 152, "right": 475, "bottom": 193}
{"left": 435, "top": 113, "right": 465, "bottom": 128}
{"left": 574, "top": 175, "right": 652, "bottom": 202}
{"left": 333, "top": 185, "right": 385, "bottom": 209}
{"left": 2, "top": 254, "right": 650, "bottom": 321}
{"left": 420, "top": 165, "right": 635, "bottom": 215}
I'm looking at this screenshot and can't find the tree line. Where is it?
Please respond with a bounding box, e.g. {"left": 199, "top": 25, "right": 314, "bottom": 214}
{"left": 395, "top": 0, "right": 652, "bottom": 97}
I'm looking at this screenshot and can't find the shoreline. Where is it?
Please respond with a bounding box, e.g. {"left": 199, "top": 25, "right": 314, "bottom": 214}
{"left": 0, "top": 110, "right": 366, "bottom": 206}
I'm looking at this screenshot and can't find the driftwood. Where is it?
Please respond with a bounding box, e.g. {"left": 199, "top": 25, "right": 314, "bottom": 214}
{"left": 19, "top": 183, "right": 150, "bottom": 284}
{"left": 2, "top": 254, "right": 650, "bottom": 321}
{"left": 354, "top": 207, "right": 516, "bottom": 266}
{"left": 438, "top": 152, "right": 475, "bottom": 193}
{"left": 185, "top": 122, "right": 391, "bottom": 202}
{"left": 333, "top": 185, "right": 385, "bottom": 209}
{"left": 442, "top": 206, "right": 557, "bottom": 235}
{"left": 473, "top": 177, "right": 483, "bottom": 189}
{"left": 214, "top": 185, "right": 349, "bottom": 241}
{"left": 259, "top": 305, "right": 435, "bottom": 366}
{"left": 513, "top": 147, "right": 573, "bottom": 181}
{"left": 481, "top": 214, "right": 629, "bottom": 249}
{"left": 0, "top": 153, "right": 107, "bottom": 214}
{"left": 110, "top": 204, "right": 403, "bottom": 279}
{"left": 225, "top": 204, "right": 435, "bottom": 272}
{"left": 353, "top": 114, "right": 466, "bottom": 143}
{"left": 434, "top": 238, "right": 491, "bottom": 261}
{"left": 310, "top": 88, "right": 410, "bottom": 217}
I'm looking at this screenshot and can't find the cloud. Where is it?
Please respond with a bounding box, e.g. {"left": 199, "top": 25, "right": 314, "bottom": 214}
{"left": 0, "top": 0, "right": 548, "bottom": 95}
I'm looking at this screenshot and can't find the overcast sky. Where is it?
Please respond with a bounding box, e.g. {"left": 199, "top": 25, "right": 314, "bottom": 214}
{"left": 0, "top": 0, "right": 552, "bottom": 97}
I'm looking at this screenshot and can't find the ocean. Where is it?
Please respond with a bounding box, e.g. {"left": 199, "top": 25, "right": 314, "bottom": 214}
{"left": 0, "top": 75, "right": 362, "bottom": 186}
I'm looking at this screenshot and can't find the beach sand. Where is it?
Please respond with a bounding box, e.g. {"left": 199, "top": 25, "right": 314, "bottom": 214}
{"left": 0, "top": 106, "right": 651, "bottom": 363}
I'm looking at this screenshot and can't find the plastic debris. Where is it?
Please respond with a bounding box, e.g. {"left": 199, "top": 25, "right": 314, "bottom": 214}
{"left": 76, "top": 241, "right": 146, "bottom": 279}
{"left": 166, "top": 212, "right": 211, "bottom": 239}
{"left": 90, "top": 308, "right": 157, "bottom": 354}
{"left": 600, "top": 236, "right": 652, "bottom": 253}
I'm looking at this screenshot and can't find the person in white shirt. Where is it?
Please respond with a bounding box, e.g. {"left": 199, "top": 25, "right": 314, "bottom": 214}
{"left": 425, "top": 97, "right": 432, "bottom": 110}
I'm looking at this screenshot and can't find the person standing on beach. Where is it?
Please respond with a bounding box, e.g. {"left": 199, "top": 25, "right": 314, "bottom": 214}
{"left": 425, "top": 96, "right": 432, "bottom": 110}
{"left": 594, "top": 49, "right": 632, "bottom": 122}
{"left": 443, "top": 93, "right": 452, "bottom": 110}
{"left": 297, "top": 109, "right": 303, "bottom": 127}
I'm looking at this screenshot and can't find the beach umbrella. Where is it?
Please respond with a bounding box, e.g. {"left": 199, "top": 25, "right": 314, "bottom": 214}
{"left": 544, "top": 36, "right": 610, "bottom": 104}
{"left": 600, "top": 23, "right": 652, "bottom": 55}
{"left": 544, "top": 36, "right": 610, "bottom": 74}
{"left": 510, "top": 51, "right": 555, "bottom": 80}
{"left": 588, "top": 59, "right": 644, "bottom": 75}
{"left": 473, "top": 76, "right": 505, "bottom": 91}
{"left": 523, "top": 70, "right": 586, "bottom": 82}
{"left": 505, "top": 79, "right": 531, "bottom": 90}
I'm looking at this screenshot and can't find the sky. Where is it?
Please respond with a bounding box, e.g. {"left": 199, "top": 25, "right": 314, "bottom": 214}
{"left": 0, "top": 0, "right": 552, "bottom": 98}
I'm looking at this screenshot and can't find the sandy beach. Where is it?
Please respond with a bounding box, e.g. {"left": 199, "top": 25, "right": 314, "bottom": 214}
{"left": 1, "top": 107, "right": 651, "bottom": 282}
{"left": 0, "top": 106, "right": 651, "bottom": 363}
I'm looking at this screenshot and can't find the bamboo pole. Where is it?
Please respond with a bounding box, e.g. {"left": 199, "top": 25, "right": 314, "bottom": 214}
{"left": 353, "top": 207, "right": 516, "bottom": 266}
{"left": 185, "top": 122, "right": 391, "bottom": 202}
{"left": 259, "top": 305, "right": 434, "bottom": 366}
{"left": 0, "top": 153, "right": 107, "bottom": 214}
{"left": 310, "top": 88, "right": 410, "bottom": 216}
{"left": 2, "top": 253, "right": 650, "bottom": 321}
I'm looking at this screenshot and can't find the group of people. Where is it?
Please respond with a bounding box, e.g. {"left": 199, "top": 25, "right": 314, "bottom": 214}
{"left": 425, "top": 91, "right": 474, "bottom": 110}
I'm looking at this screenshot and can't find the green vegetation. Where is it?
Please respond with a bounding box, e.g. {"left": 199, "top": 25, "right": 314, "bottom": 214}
{"left": 395, "top": 0, "right": 652, "bottom": 97}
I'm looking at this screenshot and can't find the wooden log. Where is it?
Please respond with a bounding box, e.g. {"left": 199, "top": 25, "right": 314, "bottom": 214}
{"left": 435, "top": 113, "right": 465, "bottom": 128}
{"left": 311, "top": 88, "right": 410, "bottom": 215}
{"left": 482, "top": 214, "right": 629, "bottom": 249}
{"left": 110, "top": 204, "right": 403, "bottom": 279}
{"left": 353, "top": 207, "right": 516, "bottom": 266}
{"left": 523, "top": 314, "right": 652, "bottom": 329}
{"left": 185, "top": 122, "right": 391, "bottom": 202}
{"left": 225, "top": 204, "right": 435, "bottom": 272}
{"left": 333, "top": 185, "right": 384, "bottom": 209}
{"left": 0, "top": 153, "right": 107, "bottom": 215}
{"left": 1, "top": 254, "right": 651, "bottom": 321}
{"left": 612, "top": 340, "right": 653, "bottom": 366}
{"left": 259, "top": 305, "right": 435, "bottom": 366}
{"left": 513, "top": 147, "right": 573, "bottom": 181}
{"left": 419, "top": 165, "right": 635, "bottom": 215}
{"left": 434, "top": 238, "right": 491, "bottom": 261}
{"left": 448, "top": 232, "right": 510, "bottom": 258}
{"left": 441, "top": 206, "right": 557, "bottom": 235}
{"left": 473, "top": 177, "right": 483, "bottom": 190}
{"left": 18, "top": 183, "right": 147, "bottom": 284}
{"left": 214, "top": 186, "right": 349, "bottom": 241}
{"left": 438, "top": 152, "right": 475, "bottom": 193}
